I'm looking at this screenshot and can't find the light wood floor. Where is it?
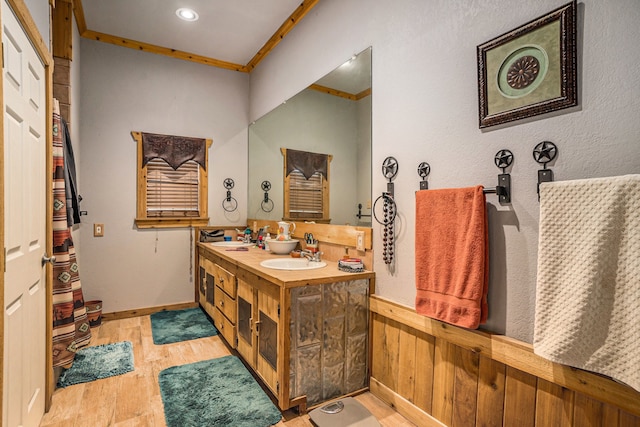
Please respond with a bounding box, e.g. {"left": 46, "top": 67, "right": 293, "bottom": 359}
{"left": 40, "top": 314, "right": 416, "bottom": 427}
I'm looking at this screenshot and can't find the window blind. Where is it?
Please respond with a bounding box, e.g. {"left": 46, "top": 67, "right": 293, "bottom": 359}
{"left": 289, "top": 170, "right": 323, "bottom": 219}
{"left": 146, "top": 158, "right": 199, "bottom": 217}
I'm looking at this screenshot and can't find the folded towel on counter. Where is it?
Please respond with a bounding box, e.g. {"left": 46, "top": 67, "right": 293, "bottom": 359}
{"left": 415, "top": 186, "right": 488, "bottom": 329}
{"left": 534, "top": 174, "right": 640, "bottom": 392}
{"left": 338, "top": 258, "right": 364, "bottom": 273}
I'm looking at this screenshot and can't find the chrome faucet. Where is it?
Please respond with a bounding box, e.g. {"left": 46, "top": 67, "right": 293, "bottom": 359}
{"left": 301, "top": 250, "right": 323, "bottom": 262}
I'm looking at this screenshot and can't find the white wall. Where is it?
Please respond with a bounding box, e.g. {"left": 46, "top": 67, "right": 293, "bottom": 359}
{"left": 250, "top": 0, "right": 640, "bottom": 342}
{"left": 78, "top": 40, "right": 249, "bottom": 312}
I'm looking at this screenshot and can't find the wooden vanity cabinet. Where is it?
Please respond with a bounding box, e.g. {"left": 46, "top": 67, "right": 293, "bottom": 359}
{"left": 197, "top": 244, "right": 374, "bottom": 413}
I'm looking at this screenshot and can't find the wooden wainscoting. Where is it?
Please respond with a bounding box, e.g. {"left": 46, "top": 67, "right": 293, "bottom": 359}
{"left": 370, "top": 295, "right": 640, "bottom": 427}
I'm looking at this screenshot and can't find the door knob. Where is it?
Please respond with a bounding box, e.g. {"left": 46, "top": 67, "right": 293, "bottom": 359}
{"left": 42, "top": 254, "right": 56, "bottom": 266}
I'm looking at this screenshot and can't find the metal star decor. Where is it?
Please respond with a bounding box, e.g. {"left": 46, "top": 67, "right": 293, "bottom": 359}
{"left": 533, "top": 141, "right": 557, "bottom": 166}
{"left": 223, "top": 178, "right": 235, "bottom": 189}
{"left": 494, "top": 149, "right": 514, "bottom": 171}
{"left": 382, "top": 156, "right": 399, "bottom": 180}
{"left": 417, "top": 162, "right": 431, "bottom": 178}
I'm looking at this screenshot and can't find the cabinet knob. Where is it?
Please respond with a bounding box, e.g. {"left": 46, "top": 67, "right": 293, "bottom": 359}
{"left": 219, "top": 277, "right": 224, "bottom": 284}
{"left": 220, "top": 300, "right": 224, "bottom": 307}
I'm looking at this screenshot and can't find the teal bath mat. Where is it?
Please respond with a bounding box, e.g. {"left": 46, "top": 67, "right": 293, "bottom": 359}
{"left": 159, "top": 355, "right": 282, "bottom": 427}
{"left": 150, "top": 307, "right": 218, "bottom": 345}
{"left": 57, "top": 341, "right": 134, "bottom": 387}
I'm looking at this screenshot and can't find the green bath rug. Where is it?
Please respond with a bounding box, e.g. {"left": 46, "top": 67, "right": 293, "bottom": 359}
{"left": 57, "top": 341, "right": 134, "bottom": 387}
{"left": 150, "top": 307, "right": 218, "bottom": 345}
{"left": 159, "top": 355, "right": 282, "bottom": 427}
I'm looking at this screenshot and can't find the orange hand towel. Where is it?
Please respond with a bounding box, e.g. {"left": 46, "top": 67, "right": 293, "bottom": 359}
{"left": 415, "top": 186, "right": 488, "bottom": 329}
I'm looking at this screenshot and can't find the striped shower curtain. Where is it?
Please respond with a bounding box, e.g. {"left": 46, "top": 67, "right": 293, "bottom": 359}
{"left": 51, "top": 99, "right": 91, "bottom": 367}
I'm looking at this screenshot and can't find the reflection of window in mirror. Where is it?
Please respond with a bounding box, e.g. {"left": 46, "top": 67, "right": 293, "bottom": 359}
{"left": 282, "top": 148, "right": 332, "bottom": 223}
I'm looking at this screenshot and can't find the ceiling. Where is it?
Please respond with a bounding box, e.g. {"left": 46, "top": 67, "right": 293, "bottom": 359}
{"left": 77, "top": 0, "right": 318, "bottom": 72}
{"left": 76, "top": 0, "right": 371, "bottom": 95}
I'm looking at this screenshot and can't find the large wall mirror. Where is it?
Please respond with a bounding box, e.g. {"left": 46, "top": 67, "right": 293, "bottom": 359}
{"left": 248, "top": 47, "right": 372, "bottom": 226}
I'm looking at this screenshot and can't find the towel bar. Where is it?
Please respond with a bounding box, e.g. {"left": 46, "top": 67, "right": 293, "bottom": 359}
{"left": 356, "top": 203, "right": 371, "bottom": 219}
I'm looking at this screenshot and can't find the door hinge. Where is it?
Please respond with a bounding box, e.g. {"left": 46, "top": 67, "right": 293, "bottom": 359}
{"left": 277, "top": 304, "right": 280, "bottom": 318}
{"left": 276, "top": 381, "right": 280, "bottom": 393}
{"left": 2, "top": 42, "right": 4, "bottom": 68}
{"left": 3, "top": 247, "right": 6, "bottom": 273}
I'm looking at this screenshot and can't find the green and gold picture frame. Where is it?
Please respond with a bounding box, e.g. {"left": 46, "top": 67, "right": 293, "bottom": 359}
{"left": 477, "top": 1, "right": 577, "bottom": 128}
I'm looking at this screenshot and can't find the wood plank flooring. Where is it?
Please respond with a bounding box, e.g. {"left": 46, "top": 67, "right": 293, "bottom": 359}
{"left": 40, "top": 314, "right": 415, "bottom": 427}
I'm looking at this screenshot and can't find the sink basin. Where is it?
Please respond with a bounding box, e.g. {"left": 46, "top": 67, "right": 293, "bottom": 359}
{"left": 260, "top": 258, "right": 327, "bottom": 270}
{"left": 209, "top": 241, "right": 253, "bottom": 247}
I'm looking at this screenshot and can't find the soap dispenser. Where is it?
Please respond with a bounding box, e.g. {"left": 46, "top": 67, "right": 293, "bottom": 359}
{"left": 264, "top": 225, "right": 271, "bottom": 251}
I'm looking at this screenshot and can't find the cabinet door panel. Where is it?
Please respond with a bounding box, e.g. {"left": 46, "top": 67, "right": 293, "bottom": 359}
{"left": 237, "top": 280, "right": 256, "bottom": 368}
{"left": 256, "top": 290, "right": 279, "bottom": 394}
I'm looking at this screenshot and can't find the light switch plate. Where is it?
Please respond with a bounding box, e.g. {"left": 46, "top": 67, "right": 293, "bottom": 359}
{"left": 356, "top": 231, "right": 365, "bottom": 251}
{"left": 94, "top": 223, "right": 104, "bottom": 237}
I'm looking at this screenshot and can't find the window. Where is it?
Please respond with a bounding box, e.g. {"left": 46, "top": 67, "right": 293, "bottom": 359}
{"left": 282, "top": 148, "right": 331, "bottom": 222}
{"left": 132, "top": 131, "right": 212, "bottom": 228}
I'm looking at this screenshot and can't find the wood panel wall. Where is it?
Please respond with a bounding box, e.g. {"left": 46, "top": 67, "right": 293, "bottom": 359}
{"left": 369, "top": 296, "right": 640, "bottom": 427}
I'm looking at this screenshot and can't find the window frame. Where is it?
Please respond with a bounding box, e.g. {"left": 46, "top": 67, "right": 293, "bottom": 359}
{"left": 132, "top": 131, "right": 212, "bottom": 229}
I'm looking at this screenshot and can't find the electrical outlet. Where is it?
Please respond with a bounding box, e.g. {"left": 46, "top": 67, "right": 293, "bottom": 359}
{"left": 356, "top": 231, "right": 365, "bottom": 251}
{"left": 94, "top": 223, "right": 104, "bottom": 237}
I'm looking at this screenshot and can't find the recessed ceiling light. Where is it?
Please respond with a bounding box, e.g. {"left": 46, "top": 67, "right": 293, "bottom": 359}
{"left": 176, "top": 8, "right": 199, "bottom": 22}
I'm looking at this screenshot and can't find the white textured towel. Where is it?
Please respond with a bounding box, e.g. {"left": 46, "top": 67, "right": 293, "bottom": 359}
{"left": 534, "top": 174, "right": 640, "bottom": 391}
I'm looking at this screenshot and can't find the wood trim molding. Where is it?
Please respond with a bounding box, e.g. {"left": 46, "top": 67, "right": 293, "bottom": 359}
{"left": 101, "top": 302, "right": 199, "bottom": 322}
{"left": 370, "top": 378, "right": 447, "bottom": 427}
{"left": 370, "top": 295, "right": 640, "bottom": 418}
{"left": 71, "top": 0, "right": 87, "bottom": 34}
{"left": 244, "top": 0, "right": 320, "bottom": 71}
{"left": 82, "top": 29, "right": 247, "bottom": 72}
{"left": 72, "top": 0, "right": 320, "bottom": 72}
{"left": 308, "top": 83, "right": 372, "bottom": 101}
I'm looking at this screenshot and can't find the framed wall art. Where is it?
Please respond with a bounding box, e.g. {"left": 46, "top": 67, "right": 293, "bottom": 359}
{"left": 477, "top": 1, "right": 577, "bottom": 128}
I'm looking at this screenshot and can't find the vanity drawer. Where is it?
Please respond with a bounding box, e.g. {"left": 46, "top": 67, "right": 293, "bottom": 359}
{"left": 214, "top": 264, "right": 236, "bottom": 298}
{"left": 213, "top": 307, "right": 236, "bottom": 348}
{"left": 214, "top": 284, "right": 237, "bottom": 323}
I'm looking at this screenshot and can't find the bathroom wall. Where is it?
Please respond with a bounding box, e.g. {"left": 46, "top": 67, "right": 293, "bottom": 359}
{"left": 250, "top": 0, "right": 640, "bottom": 342}
{"left": 78, "top": 40, "right": 249, "bottom": 312}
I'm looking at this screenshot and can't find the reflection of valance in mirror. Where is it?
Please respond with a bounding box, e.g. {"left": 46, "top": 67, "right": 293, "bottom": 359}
{"left": 284, "top": 148, "right": 329, "bottom": 179}
{"left": 141, "top": 132, "right": 207, "bottom": 170}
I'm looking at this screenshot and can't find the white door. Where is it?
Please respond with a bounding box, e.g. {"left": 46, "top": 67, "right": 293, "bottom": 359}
{"left": 2, "top": 0, "right": 47, "bottom": 425}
